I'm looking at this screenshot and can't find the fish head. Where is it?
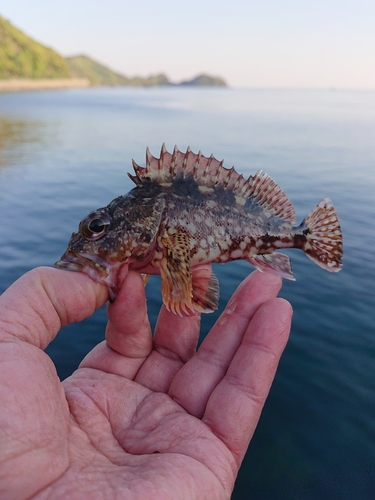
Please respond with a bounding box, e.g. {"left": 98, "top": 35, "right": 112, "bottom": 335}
{"left": 55, "top": 194, "right": 165, "bottom": 300}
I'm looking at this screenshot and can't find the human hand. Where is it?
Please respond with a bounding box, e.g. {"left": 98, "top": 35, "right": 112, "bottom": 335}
{"left": 0, "top": 267, "right": 291, "bottom": 500}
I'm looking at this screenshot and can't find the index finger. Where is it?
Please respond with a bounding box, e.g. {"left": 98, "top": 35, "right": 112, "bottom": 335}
{"left": 80, "top": 271, "right": 153, "bottom": 378}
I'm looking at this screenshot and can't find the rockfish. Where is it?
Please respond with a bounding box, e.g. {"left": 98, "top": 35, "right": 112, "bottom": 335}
{"left": 55, "top": 145, "right": 343, "bottom": 315}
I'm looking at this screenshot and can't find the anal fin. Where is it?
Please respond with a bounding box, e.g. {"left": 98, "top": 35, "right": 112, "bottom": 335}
{"left": 247, "top": 253, "right": 295, "bottom": 280}
{"left": 191, "top": 265, "right": 219, "bottom": 313}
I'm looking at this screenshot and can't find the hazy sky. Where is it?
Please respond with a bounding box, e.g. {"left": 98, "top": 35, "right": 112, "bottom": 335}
{"left": 1, "top": 0, "right": 375, "bottom": 89}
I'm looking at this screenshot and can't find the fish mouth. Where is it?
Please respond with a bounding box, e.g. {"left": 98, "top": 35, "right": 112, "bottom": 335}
{"left": 55, "top": 251, "right": 123, "bottom": 301}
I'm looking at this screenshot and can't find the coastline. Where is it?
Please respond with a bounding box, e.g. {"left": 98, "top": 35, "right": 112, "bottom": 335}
{"left": 0, "top": 78, "right": 90, "bottom": 92}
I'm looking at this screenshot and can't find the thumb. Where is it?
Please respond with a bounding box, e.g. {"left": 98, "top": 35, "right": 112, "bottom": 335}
{"left": 0, "top": 267, "right": 108, "bottom": 349}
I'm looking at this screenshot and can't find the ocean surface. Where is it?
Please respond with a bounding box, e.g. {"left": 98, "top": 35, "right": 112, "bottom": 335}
{"left": 1, "top": 87, "right": 374, "bottom": 499}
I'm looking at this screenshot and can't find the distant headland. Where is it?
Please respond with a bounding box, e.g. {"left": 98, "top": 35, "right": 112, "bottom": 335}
{"left": 0, "top": 15, "right": 227, "bottom": 91}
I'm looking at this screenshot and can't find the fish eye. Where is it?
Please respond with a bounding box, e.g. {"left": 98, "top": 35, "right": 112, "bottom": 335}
{"left": 80, "top": 213, "right": 112, "bottom": 240}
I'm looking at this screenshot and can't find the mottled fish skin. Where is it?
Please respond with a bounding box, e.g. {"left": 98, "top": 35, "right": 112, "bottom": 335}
{"left": 56, "top": 144, "right": 343, "bottom": 316}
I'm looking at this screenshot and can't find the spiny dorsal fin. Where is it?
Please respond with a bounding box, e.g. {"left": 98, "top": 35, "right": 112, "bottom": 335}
{"left": 129, "top": 143, "right": 229, "bottom": 186}
{"left": 129, "top": 145, "right": 295, "bottom": 223}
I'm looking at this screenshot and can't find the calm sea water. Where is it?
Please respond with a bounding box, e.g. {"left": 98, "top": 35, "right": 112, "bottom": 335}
{"left": 1, "top": 87, "right": 374, "bottom": 499}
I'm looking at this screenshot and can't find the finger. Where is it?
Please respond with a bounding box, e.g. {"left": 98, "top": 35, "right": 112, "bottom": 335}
{"left": 203, "top": 297, "right": 292, "bottom": 466}
{"left": 0, "top": 267, "right": 108, "bottom": 349}
{"left": 106, "top": 271, "right": 153, "bottom": 357}
{"left": 134, "top": 305, "right": 201, "bottom": 392}
{"left": 154, "top": 295, "right": 201, "bottom": 362}
{"left": 81, "top": 271, "right": 153, "bottom": 378}
{"left": 168, "top": 271, "right": 283, "bottom": 417}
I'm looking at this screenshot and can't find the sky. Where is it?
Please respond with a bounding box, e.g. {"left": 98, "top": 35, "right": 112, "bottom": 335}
{"left": 1, "top": 0, "right": 375, "bottom": 89}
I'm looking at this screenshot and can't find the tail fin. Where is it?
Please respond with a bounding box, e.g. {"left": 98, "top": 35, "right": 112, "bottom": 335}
{"left": 296, "top": 199, "right": 343, "bottom": 272}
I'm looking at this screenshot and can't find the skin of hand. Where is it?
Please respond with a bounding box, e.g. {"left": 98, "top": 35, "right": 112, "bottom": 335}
{"left": 0, "top": 267, "right": 292, "bottom": 500}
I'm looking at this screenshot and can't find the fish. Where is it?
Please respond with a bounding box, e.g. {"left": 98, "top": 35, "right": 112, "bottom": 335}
{"left": 55, "top": 144, "right": 343, "bottom": 316}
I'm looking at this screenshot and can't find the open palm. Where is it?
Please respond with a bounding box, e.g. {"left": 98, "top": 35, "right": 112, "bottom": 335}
{"left": 0, "top": 267, "right": 291, "bottom": 500}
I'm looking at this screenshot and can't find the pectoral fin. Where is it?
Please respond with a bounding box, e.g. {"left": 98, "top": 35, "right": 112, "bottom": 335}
{"left": 247, "top": 253, "right": 295, "bottom": 280}
{"left": 158, "top": 233, "right": 220, "bottom": 315}
{"left": 159, "top": 231, "right": 194, "bottom": 316}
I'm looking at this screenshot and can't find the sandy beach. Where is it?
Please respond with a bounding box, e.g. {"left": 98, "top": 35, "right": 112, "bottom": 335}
{"left": 0, "top": 78, "right": 90, "bottom": 92}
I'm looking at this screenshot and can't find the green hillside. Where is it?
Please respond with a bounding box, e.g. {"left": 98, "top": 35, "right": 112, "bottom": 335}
{"left": 66, "top": 55, "right": 129, "bottom": 86}
{"left": 0, "top": 15, "right": 70, "bottom": 79}
{"left": 66, "top": 55, "right": 171, "bottom": 86}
